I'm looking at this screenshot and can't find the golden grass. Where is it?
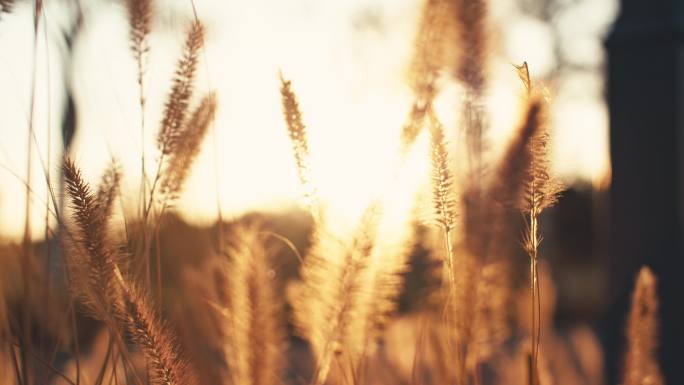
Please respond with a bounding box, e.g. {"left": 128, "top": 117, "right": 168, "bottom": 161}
{"left": 62, "top": 157, "right": 123, "bottom": 323}
{"left": 63, "top": 158, "right": 192, "bottom": 385}
{"left": 126, "top": 0, "right": 151, "bottom": 70}
{"left": 220, "top": 224, "right": 285, "bottom": 385}
{"left": 160, "top": 92, "right": 218, "bottom": 205}
{"left": 156, "top": 20, "right": 205, "bottom": 158}
{"left": 291, "top": 204, "right": 381, "bottom": 385}
{"left": 279, "top": 76, "right": 318, "bottom": 219}
{"left": 0, "top": 1, "right": 664, "bottom": 385}
{"left": 622, "top": 267, "right": 663, "bottom": 385}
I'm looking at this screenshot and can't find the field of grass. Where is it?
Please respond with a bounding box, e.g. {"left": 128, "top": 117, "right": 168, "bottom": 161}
{"left": 0, "top": 1, "right": 663, "bottom": 385}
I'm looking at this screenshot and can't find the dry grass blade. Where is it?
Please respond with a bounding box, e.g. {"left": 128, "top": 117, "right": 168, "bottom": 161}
{"left": 622, "top": 267, "right": 663, "bottom": 385}
{"left": 492, "top": 101, "right": 541, "bottom": 377}
{"left": 520, "top": 118, "right": 563, "bottom": 216}
{"left": 64, "top": 159, "right": 192, "bottom": 385}
{"left": 363, "top": 230, "right": 414, "bottom": 344}
{"left": 160, "top": 92, "right": 217, "bottom": 204}
{"left": 279, "top": 75, "right": 318, "bottom": 216}
{"left": 452, "top": 90, "right": 543, "bottom": 382}
{"left": 427, "top": 107, "right": 456, "bottom": 233}
{"left": 514, "top": 61, "right": 532, "bottom": 95}
{"left": 513, "top": 62, "right": 563, "bottom": 216}
{"left": 96, "top": 160, "right": 122, "bottom": 222}
{"left": 62, "top": 157, "right": 122, "bottom": 321}
{"left": 126, "top": 0, "right": 152, "bottom": 203}
{"left": 157, "top": 20, "right": 204, "bottom": 156}
{"left": 291, "top": 204, "right": 381, "bottom": 385}
{"left": 220, "top": 224, "right": 285, "bottom": 385}
{"left": 119, "top": 284, "right": 192, "bottom": 385}
{"left": 125, "top": 0, "right": 151, "bottom": 65}
{"left": 426, "top": 105, "right": 458, "bottom": 295}
{"left": 512, "top": 65, "right": 563, "bottom": 382}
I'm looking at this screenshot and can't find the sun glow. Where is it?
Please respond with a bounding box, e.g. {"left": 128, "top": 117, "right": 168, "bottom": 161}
{"left": 0, "top": 0, "right": 613, "bottom": 239}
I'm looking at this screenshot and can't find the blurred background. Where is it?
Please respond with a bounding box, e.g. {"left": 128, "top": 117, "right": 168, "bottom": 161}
{"left": 1, "top": 0, "right": 681, "bottom": 384}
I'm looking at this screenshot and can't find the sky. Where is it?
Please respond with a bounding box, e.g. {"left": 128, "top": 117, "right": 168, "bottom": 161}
{"left": 0, "top": 0, "right": 618, "bottom": 239}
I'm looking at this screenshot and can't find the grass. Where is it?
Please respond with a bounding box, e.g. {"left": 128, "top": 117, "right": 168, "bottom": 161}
{"left": 0, "top": 1, "right": 663, "bottom": 385}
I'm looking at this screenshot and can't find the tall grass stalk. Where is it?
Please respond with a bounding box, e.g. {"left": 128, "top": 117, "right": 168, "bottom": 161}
{"left": 125, "top": 0, "right": 152, "bottom": 284}
{"left": 514, "top": 62, "right": 563, "bottom": 384}
{"left": 622, "top": 267, "right": 663, "bottom": 385}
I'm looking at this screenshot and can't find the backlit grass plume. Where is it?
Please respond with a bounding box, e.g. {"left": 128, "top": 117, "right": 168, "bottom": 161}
{"left": 157, "top": 20, "right": 204, "bottom": 156}
{"left": 362, "top": 223, "right": 415, "bottom": 344}
{"left": 160, "top": 92, "right": 217, "bottom": 205}
{"left": 515, "top": 63, "right": 563, "bottom": 216}
{"left": 493, "top": 102, "right": 541, "bottom": 208}
{"left": 401, "top": 0, "right": 457, "bottom": 151}
{"left": 449, "top": 73, "right": 546, "bottom": 383}
{"left": 119, "top": 283, "right": 192, "bottom": 385}
{"left": 514, "top": 63, "right": 563, "bottom": 381}
{"left": 426, "top": 105, "right": 458, "bottom": 297}
{"left": 220, "top": 224, "right": 285, "bottom": 385}
{"left": 291, "top": 204, "right": 381, "bottom": 385}
{"left": 64, "top": 159, "right": 191, "bottom": 385}
{"left": 279, "top": 75, "right": 318, "bottom": 217}
{"left": 280, "top": 74, "right": 416, "bottom": 382}
{"left": 622, "top": 267, "right": 663, "bottom": 385}
{"left": 125, "top": 0, "right": 151, "bottom": 69}
{"left": 126, "top": 0, "right": 152, "bottom": 204}
{"left": 96, "top": 160, "right": 122, "bottom": 221}
{"left": 62, "top": 157, "right": 122, "bottom": 322}
{"left": 427, "top": 107, "right": 456, "bottom": 234}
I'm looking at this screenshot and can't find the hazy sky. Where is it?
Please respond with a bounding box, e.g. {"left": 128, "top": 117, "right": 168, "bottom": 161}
{"left": 0, "top": 0, "right": 617, "bottom": 239}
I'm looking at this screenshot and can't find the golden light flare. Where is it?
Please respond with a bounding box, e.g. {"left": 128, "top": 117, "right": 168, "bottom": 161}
{"left": 0, "top": 0, "right": 612, "bottom": 239}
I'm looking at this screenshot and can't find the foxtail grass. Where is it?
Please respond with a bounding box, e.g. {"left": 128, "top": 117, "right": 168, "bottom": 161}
{"left": 140, "top": 18, "right": 206, "bottom": 303}
{"left": 622, "top": 267, "right": 663, "bottom": 385}
{"left": 125, "top": 0, "right": 151, "bottom": 74}
{"left": 125, "top": 0, "right": 152, "bottom": 243}
{"left": 147, "top": 18, "right": 206, "bottom": 216}
{"left": 119, "top": 283, "right": 192, "bottom": 385}
{"left": 96, "top": 160, "right": 123, "bottom": 222}
{"left": 427, "top": 106, "right": 457, "bottom": 287}
{"left": 279, "top": 75, "right": 319, "bottom": 220}
{"left": 220, "top": 224, "right": 285, "bottom": 385}
{"left": 160, "top": 92, "right": 218, "bottom": 206}
{"left": 63, "top": 158, "right": 193, "bottom": 385}
{"left": 401, "top": 0, "right": 458, "bottom": 152}
{"left": 156, "top": 20, "right": 204, "bottom": 158}
{"left": 513, "top": 63, "right": 563, "bottom": 383}
{"left": 291, "top": 204, "right": 381, "bottom": 385}
{"left": 62, "top": 157, "right": 123, "bottom": 323}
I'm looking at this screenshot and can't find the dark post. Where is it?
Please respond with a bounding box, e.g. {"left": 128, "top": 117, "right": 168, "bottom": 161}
{"left": 606, "top": 1, "right": 684, "bottom": 384}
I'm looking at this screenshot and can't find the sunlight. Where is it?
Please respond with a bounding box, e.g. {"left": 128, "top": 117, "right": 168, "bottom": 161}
{"left": 0, "top": 0, "right": 613, "bottom": 238}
